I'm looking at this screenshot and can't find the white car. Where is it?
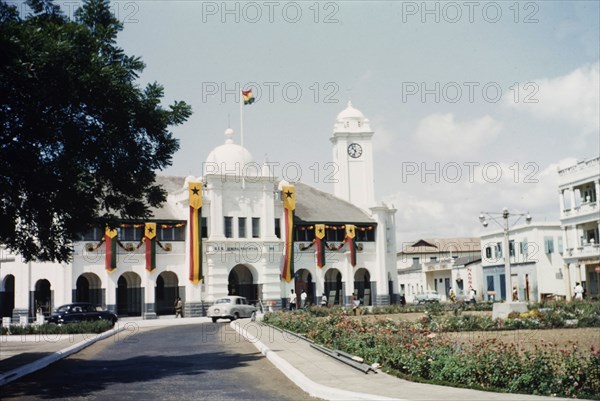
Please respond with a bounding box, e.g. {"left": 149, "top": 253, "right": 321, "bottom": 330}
{"left": 207, "top": 296, "right": 257, "bottom": 322}
{"left": 414, "top": 291, "right": 442, "bottom": 304}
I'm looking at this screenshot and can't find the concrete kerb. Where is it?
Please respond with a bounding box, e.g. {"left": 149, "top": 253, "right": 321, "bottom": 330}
{"left": 230, "top": 320, "right": 404, "bottom": 401}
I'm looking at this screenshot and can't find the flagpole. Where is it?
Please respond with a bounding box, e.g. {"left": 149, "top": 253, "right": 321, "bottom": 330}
{"left": 240, "top": 90, "right": 245, "bottom": 189}
{"left": 240, "top": 90, "right": 244, "bottom": 150}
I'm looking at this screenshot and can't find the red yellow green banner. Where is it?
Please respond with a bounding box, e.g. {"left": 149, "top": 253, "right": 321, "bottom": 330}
{"left": 315, "top": 224, "right": 326, "bottom": 268}
{"left": 145, "top": 222, "right": 157, "bottom": 271}
{"left": 188, "top": 182, "right": 203, "bottom": 283}
{"left": 281, "top": 185, "right": 295, "bottom": 282}
{"left": 104, "top": 227, "right": 117, "bottom": 271}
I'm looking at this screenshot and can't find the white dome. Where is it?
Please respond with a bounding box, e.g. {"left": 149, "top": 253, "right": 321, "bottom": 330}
{"left": 336, "top": 101, "right": 365, "bottom": 120}
{"left": 183, "top": 175, "right": 201, "bottom": 188}
{"left": 277, "top": 179, "right": 290, "bottom": 190}
{"left": 204, "top": 129, "right": 254, "bottom": 176}
{"left": 333, "top": 101, "right": 372, "bottom": 133}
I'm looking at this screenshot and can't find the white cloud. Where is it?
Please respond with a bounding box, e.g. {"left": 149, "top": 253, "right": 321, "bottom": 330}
{"left": 371, "top": 118, "right": 394, "bottom": 153}
{"left": 386, "top": 160, "right": 562, "bottom": 245}
{"left": 503, "top": 62, "right": 600, "bottom": 135}
{"left": 413, "top": 113, "right": 502, "bottom": 158}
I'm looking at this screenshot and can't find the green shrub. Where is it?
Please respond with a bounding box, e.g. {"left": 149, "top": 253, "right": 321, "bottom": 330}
{"left": 1, "top": 320, "right": 114, "bottom": 335}
{"left": 265, "top": 313, "right": 600, "bottom": 400}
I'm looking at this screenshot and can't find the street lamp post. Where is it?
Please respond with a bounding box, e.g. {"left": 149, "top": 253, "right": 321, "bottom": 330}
{"left": 479, "top": 207, "right": 532, "bottom": 302}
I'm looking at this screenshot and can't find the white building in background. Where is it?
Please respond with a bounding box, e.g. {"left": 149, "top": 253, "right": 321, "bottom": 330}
{"left": 0, "top": 103, "right": 399, "bottom": 321}
{"left": 396, "top": 238, "right": 481, "bottom": 302}
{"left": 558, "top": 156, "right": 600, "bottom": 300}
{"left": 480, "top": 223, "right": 565, "bottom": 302}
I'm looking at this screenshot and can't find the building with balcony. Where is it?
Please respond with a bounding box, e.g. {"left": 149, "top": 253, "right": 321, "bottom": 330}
{"left": 558, "top": 156, "right": 600, "bottom": 299}
{"left": 480, "top": 223, "right": 565, "bottom": 302}
{"left": 397, "top": 238, "right": 480, "bottom": 302}
{"left": 0, "top": 102, "right": 398, "bottom": 320}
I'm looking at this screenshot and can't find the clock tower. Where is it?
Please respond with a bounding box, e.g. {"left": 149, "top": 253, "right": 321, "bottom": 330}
{"left": 330, "top": 101, "right": 375, "bottom": 210}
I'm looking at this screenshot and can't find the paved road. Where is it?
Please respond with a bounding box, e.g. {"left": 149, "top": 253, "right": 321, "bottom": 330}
{"left": 1, "top": 321, "right": 314, "bottom": 400}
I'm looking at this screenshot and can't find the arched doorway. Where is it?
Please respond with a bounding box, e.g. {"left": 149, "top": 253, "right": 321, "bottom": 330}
{"left": 324, "top": 268, "right": 343, "bottom": 305}
{"left": 155, "top": 271, "right": 179, "bottom": 315}
{"left": 75, "top": 273, "right": 103, "bottom": 306}
{"left": 116, "top": 272, "right": 142, "bottom": 317}
{"left": 295, "top": 269, "right": 315, "bottom": 306}
{"left": 228, "top": 264, "right": 257, "bottom": 303}
{"left": 34, "top": 279, "right": 52, "bottom": 316}
{"left": 1, "top": 275, "right": 15, "bottom": 317}
{"left": 354, "top": 268, "right": 371, "bottom": 306}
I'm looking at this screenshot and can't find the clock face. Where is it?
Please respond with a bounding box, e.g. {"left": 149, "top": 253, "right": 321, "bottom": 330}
{"left": 348, "top": 143, "right": 363, "bottom": 158}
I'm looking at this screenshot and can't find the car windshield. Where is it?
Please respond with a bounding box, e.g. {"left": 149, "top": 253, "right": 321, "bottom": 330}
{"left": 215, "top": 299, "right": 231, "bottom": 304}
{"left": 56, "top": 305, "right": 70, "bottom": 313}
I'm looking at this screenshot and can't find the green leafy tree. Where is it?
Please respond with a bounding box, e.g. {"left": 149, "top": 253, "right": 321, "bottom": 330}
{"left": 0, "top": 0, "right": 192, "bottom": 262}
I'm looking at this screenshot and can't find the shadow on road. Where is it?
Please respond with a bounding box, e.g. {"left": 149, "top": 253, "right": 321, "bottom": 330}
{"left": 2, "top": 350, "right": 263, "bottom": 399}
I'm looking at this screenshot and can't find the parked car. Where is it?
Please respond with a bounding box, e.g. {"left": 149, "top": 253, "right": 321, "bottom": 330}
{"left": 414, "top": 291, "right": 442, "bottom": 304}
{"left": 207, "top": 296, "right": 256, "bottom": 322}
{"left": 47, "top": 303, "right": 118, "bottom": 325}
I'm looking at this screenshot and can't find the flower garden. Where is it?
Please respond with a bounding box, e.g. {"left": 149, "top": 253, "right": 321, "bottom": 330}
{"left": 263, "top": 301, "right": 600, "bottom": 399}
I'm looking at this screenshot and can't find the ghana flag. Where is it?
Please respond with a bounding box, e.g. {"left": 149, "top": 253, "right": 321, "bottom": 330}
{"left": 145, "top": 222, "right": 157, "bottom": 271}
{"left": 104, "top": 226, "right": 118, "bottom": 271}
{"left": 188, "top": 182, "right": 203, "bottom": 284}
{"left": 242, "top": 89, "right": 255, "bottom": 105}
{"left": 281, "top": 185, "right": 295, "bottom": 282}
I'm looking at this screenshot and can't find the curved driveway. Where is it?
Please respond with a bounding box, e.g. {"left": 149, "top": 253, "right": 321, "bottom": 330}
{"left": 1, "top": 321, "right": 313, "bottom": 401}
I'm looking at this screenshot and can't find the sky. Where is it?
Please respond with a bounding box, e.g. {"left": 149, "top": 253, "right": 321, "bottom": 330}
{"left": 38, "top": 0, "right": 600, "bottom": 246}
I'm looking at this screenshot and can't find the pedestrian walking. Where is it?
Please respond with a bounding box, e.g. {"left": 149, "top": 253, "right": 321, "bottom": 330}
{"left": 175, "top": 297, "right": 183, "bottom": 318}
{"left": 468, "top": 287, "right": 476, "bottom": 304}
{"left": 289, "top": 289, "right": 297, "bottom": 311}
{"left": 320, "top": 293, "right": 327, "bottom": 307}
{"left": 300, "top": 289, "right": 307, "bottom": 308}
{"left": 574, "top": 282, "right": 584, "bottom": 301}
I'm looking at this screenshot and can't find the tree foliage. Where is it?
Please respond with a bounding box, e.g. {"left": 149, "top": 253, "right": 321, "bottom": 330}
{"left": 0, "top": 0, "right": 192, "bottom": 262}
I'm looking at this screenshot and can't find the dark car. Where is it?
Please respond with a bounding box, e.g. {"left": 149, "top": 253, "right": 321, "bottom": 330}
{"left": 47, "top": 303, "right": 118, "bottom": 325}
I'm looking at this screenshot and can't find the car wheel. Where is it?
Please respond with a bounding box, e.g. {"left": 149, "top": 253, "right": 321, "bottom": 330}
{"left": 212, "top": 317, "right": 218, "bottom": 323}
{"left": 231, "top": 312, "right": 239, "bottom": 321}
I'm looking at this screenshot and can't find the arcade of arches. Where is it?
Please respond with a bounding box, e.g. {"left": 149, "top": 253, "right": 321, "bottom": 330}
{"left": 228, "top": 264, "right": 258, "bottom": 302}
{"left": 1, "top": 275, "right": 15, "bottom": 317}
{"left": 75, "top": 273, "right": 103, "bottom": 306}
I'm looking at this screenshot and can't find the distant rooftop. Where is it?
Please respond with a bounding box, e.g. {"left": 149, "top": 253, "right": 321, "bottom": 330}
{"left": 398, "top": 238, "right": 480, "bottom": 255}
{"left": 149, "top": 177, "right": 375, "bottom": 225}
{"left": 294, "top": 182, "right": 374, "bottom": 224}
{"left": 557, "top": 156, "right": 600, "bottom": 177}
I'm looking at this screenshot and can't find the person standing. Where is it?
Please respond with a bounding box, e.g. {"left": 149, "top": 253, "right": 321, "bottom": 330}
{"left": 574, "top": 282, "right": 584, "bottom": 301}
{"left": 300, "top": 289, "right": 307, "bottom": 308}
{"left": 175, "top": 297, "right": 183, "bottom": 318}
{"left": 469, "top": 287, "right": 476, "bottom": 304}
{"left": 289, "top": 289, "right": 297, "bottom": 311}
{"left": 320, "top": 293, "right": 327, "bottom": 307}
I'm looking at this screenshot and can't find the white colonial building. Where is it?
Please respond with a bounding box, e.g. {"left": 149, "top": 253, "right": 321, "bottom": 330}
{"left": 480, "top": 223, "right": 566, "bottom": 302}
{"left": 557, "top": 156, "right": 600, "bottom": 300}
{"left": 0, "top": 102, "right": 398, "bottom": 320}
{"left": 396, "top": 238, "right": 481, "bottom": 302}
